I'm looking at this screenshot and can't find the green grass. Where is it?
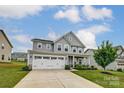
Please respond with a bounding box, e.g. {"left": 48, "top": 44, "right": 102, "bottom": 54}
{"left": 72, "top": 70, "right": 124, "bottom": 88}
{"left": 0, "top": 61, "right": 29, "bottom": 88}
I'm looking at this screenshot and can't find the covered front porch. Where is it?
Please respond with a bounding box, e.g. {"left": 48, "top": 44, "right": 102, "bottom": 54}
{"left": 66, "top": 55, "right": 90, "bottom": 68}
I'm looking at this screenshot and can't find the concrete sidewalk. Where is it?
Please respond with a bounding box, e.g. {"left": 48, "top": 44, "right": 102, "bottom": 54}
{"left": 15, "top": 70, "right": 102, "bottom": 88}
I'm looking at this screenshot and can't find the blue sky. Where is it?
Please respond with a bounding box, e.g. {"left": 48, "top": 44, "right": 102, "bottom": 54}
{"left": 0, "top": 5, "right": 123, "bottom": 52}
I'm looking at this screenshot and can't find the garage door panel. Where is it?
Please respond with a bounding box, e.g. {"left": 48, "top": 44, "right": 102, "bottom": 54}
{"left": 32, "top": 55, "right": 65, "bottom": 69}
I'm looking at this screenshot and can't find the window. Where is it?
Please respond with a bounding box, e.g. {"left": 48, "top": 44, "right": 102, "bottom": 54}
{"left": 51, "top": 57, "right": 57, "bottom": 60}
{"left": 43, "top": 57, "right": 50, "bottom": 59}
{"left": 72, "top": 47, "right": 77, "bottom": 53}
{"left": 73, "top": 49, "right": 76, "bottom": 52}
{"left": 64, "top": 44, "right": 69, "bottom": 52}
{"left": 35, "top": 56, "right": 42, "bottom": 59}
{"left": 57, "top": 44, "right": 62, "bottom": 51}
{"left": 37, "top": 43, "right": 42, "bottom": 49}
{"left": 58, "top": 57, "right": 64, "bottom": 60}
{"left": 79, "top": 50, "right": 82, "bottom": 53}
{"left": 2, "top": 55, "right": 4, "bottom": 60}
{"left": 79, "top": 59, "right": 82, "bottom": 65}
{"left": 78, "top": 48, "right": 82, "bottom": 53}
{"left": 8, "top": 57, "right": 10, "bottom": 60}
{"left": 1, "top": 43, "right": 4, "bottom": 49}
{"left": 30, "top": 56, "right": 32, "bottom": 58}
{"left": 46, "top": 44, "right": 51, "bottom": 49}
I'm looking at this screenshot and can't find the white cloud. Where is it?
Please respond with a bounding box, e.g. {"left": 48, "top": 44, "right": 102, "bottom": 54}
{"left": 12, "top": 34, "right": 32, "bottom": 44}
{"left": 47, "top": 31, "right": 60, "bottom": 41}
{"left": 54, "top": 6, "right": 81, "bottom": 23}
{"left": 76, "top": 25, "right": 110, "bottom": 49}
{"left": 0, "top": 5, "right": 43, "bottom": 19}
{"left": 82, "top": 5, "right": 113, "bottom": 21}
{"left": 76, "top": 31, "right": 96, "bottom": 49}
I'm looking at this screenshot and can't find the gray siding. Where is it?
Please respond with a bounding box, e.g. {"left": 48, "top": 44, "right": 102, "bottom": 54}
{"left": 54, "top": 32, "right": 84, "bottom": 54}
{"left": 33, "top": 41, "right": 54, "bottom": 52}
{"left": 64, "top": 32, "right": 83, "bottom": 47}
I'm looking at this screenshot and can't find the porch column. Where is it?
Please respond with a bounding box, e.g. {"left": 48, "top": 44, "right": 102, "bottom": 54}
{"left": 88, "top": 56, "right": 90, "bottom": 66}
{"left": 73, "top": 56, "right": 75, "bottom": 68}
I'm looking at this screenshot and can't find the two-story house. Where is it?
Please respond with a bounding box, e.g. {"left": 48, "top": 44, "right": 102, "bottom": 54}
{"left": 28, "top": 31, "right": 89, "bottom": 69}
{"left": 0, "top": 29, "right": 13, "bottom": 62}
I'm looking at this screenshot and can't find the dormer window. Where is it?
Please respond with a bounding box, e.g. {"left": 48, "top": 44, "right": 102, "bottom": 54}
{"left": 64, "top": 44, "right": 69, "bottom": 52}
{"left": 57, "top": 44, "right": 62, "bottom": 51}
{"left": 37, "top": 43, "right": 42, "bottom": 49}
{"left": 1, "top": 43, "right": 4, "bottom": 49}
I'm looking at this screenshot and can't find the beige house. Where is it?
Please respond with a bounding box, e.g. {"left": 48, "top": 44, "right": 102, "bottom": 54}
{"left": 0, "top": 29, "right": 13, "bottom": 62}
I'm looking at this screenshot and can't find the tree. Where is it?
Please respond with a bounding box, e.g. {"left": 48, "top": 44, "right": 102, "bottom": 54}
{"left": 94, "top": 40, "right": 118, "bottom": 70}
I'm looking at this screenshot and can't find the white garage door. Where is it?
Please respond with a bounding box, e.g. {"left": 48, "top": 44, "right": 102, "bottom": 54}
{"left": 32, "top": 55, "right": 65, "bottom": 69}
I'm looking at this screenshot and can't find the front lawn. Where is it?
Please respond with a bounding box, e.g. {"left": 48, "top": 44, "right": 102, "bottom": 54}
{"left": 72, "top": 70, "right": 124, "bottom": 88}
{"left": 0, "top": 61, "right": 29, "bottom": 88}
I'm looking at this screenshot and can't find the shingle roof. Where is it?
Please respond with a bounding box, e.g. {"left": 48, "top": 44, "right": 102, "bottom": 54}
{"left": 0, "top": 29, "right": 13, "bottom": 48}
{"left": 31, "top": 38, "right": 54, "bottom": 43}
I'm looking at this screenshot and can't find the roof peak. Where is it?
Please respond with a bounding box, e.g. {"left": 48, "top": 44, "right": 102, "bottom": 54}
{"left": 0, "top": 29, "right": 13, "bottom": 48}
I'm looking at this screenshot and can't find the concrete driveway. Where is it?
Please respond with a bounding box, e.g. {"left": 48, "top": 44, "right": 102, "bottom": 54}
{"left": 15, "top": 70, "right": 102, "bottom": 88}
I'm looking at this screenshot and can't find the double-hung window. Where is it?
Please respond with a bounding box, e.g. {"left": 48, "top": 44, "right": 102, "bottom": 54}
{"left": 64, "top": 44, "right": 69, "bottom": 52}
{"left": 57, "top": 44, "right": 62, "bottom": 51}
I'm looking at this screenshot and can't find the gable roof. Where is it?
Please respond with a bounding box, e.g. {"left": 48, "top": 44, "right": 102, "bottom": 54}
{"left": 55, "top": 31, "right": 85, "bottom": 48}
{"left": 0, "top": 29, "right": 13, "bottom": 48}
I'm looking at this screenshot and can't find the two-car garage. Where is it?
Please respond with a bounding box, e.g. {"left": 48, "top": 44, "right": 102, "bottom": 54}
{"left": 32, "top": 54, "right": 66, "bottom": 69}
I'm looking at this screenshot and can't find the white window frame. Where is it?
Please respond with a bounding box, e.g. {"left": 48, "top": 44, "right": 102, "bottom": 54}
{"left": 64, "top": 44, "right": 69, "bottom": 52}
{"left": 57, "top": 43, "right": 62, "bottom": 51}
{"left": 78, "top": 48, "right": 82, "bottom": 53}
{"left": 37, "top": 43, "right": 42, "bottom": 49}
{"left": 72, "top": 47, "right": 77, "bottom": 53}
{"left": 46, "top": 44, "right": 51, "bottom": 50}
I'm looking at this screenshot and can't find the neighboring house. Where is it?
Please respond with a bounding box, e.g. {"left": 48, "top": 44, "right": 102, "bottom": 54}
{"left": 84, "top": 45, "right": 124, "bottom": 70}
{"left": 11, "top": 52, "right": 27, "bottom": 61}
{"left": 28, "top": 31, "right": 90, "bottom": 69}
{"left": 0, "top": 29, "right": 13, "bottom": 62}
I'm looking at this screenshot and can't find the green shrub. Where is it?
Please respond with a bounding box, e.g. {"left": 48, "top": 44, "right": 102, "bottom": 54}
{"left": 65, "top": 65, "right": 70, "bottom": 70}
{"left": 22, "top": 66, "right": 31, "bottom": 71}
{"left": 90, "top": 65, "right": 97, "bottom": 70}
{"left": 74, "top": 64, "right": 97, "bottom": 70}
{"left": 75, "top": 64, "right": 82, "bottom": 70}
{"left": 117, "top": 68, "right": 123, "bottom": 72}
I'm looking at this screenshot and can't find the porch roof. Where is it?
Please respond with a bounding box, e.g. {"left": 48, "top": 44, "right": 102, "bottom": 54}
{"left": 28, "top": 50, "right": 89, "bottom": 57}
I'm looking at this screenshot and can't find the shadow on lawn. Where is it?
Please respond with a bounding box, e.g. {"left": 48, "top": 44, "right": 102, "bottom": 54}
{"left": 101, "top": 71, "right": 113, "bottom": 75}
